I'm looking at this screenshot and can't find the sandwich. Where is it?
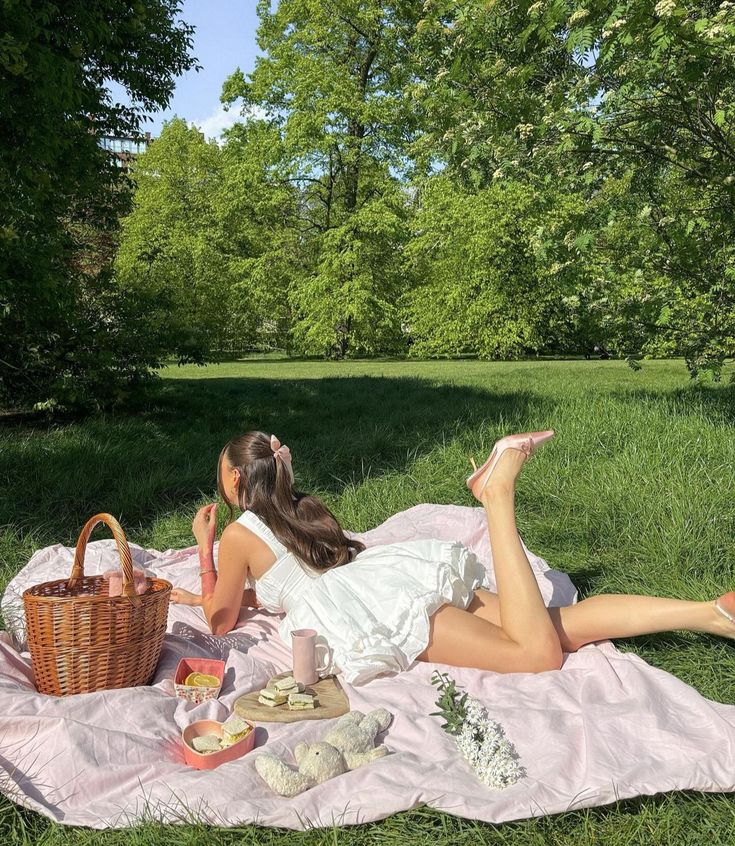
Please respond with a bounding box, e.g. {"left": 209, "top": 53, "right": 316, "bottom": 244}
{"left": 288, "top": 692, "right": 318, "bottom": 710}
{"left": 257, "top": 687, "right": 288, "bottom": 707}
{"left": 271, "top": 675, "right": 305, "bottom": 694}
{"left": 221, "top": 715, "right": 252, "bottom": 746}
{"left": 191, "top": 734, "right": 221, "bottom": 753}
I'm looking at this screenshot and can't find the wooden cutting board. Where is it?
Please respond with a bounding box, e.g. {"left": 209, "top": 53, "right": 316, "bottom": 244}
{"left": 233, "top": 670, "right": 350, "bottom": 723}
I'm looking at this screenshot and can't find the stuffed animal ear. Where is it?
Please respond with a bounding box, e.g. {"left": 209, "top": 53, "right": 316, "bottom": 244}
{"left": 294, "top": 741, "right": 309, "bottom": 764}
{"left": 370, "top": 708, "right": 393, "bottom": 732}
{"left": 336, "top": 711, "right": 363, "bottom": 727}
{"left": 360, "top": 708, "right": 392, "bottom": 736}
{"left": 254, "top": 754, "right": 314, "bottom": 797}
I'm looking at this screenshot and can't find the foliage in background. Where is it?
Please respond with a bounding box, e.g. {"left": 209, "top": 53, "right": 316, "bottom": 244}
{"left": 403, "top": 176, "right": 593, "bottom": 358}
{"left": 118, "top": 0, "right": 735, "bottom": 375}
{"left": 117, "top": 116, "right": 301, "bottom": 356}
{"left": 8, "top": 0, "right": 735, "bottom": 411}
{"left": 411, "top": 0, "right": 735, "bottom": 376}
{"left": 0, "top": 0, "right": 197, "bottom": 410}
{"left": 217, "top": 120, "right": 299, "bottom": 351}
{"left": 116, "top": 120, "right": 224, "bottom": 360}
{"left": 220, "top": 0, "right": 419, "bottom": 357}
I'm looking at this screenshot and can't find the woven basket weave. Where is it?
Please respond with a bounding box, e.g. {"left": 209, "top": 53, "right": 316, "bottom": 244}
{"left": 22, "top": 513, "right": 172, "bottom": 696}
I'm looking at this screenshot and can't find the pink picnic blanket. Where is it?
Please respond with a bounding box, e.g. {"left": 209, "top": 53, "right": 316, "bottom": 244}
{"left": 1, "top": 504, "right": 733, "bottom": 830}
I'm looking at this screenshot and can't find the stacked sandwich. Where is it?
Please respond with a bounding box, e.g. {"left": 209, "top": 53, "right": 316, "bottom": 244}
{"left": 189, "top": 715, "right": 253, "bottom": 754}
{"left": 258, "top": 674, "right": 319, "bottom": 711}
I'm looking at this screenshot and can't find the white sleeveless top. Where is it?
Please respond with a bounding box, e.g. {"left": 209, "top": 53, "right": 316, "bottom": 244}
{"left": 236, "top": 510, "right": 322, "bottom": 613}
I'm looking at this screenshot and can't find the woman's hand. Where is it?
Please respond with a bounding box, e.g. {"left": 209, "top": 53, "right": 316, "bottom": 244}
{"left": 193, "top": 502, "right": 218, "bottom": 550}
{"left": 169, "top": 587, "right": 203, "bottom": 606}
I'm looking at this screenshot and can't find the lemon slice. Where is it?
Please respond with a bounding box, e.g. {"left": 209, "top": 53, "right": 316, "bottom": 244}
{"left": 184, "top": 672, "right": 220, "bottom": 688}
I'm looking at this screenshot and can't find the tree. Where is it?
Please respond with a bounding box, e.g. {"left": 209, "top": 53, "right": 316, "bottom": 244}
{"left": 117, "top": 117, "right": 298, "bottom": 355}
{"left": 0, "top": 1, "right": 197, "bottom": 409}
{"left": 403, "top": 175, "right": 591, "bottom": 358}
{"left": 290, "top": 178, "right": 411, "bottom": 357}
{"left": 215, "top": 120, "right": 299, "bottom": 352}
{"left": 116, "top": 119, "right": 232, "bottom": 356}
{"left": 409, "top": 0, "right": 735, "bottom": 375}
{"left": 221, "top": 0, "right": 419, "bottom": 357}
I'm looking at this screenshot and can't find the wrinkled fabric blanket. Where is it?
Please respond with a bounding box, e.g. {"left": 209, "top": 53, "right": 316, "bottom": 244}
{"left": 0, "top": 504, "right": 733, "bottom": 830}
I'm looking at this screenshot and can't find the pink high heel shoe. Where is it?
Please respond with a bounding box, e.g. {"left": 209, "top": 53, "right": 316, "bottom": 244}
{"left": 466, "top": 429, "right": 555, "bottom": 501}
{"left": 715, "top": 591, "right": 735, "bottom": 639}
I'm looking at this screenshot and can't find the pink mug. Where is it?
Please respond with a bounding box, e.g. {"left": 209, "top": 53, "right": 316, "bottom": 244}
{"left": 291, "top": 628, "right": 332, "bottom": 685}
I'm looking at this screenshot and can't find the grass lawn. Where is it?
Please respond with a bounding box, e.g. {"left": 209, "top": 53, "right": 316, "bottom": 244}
{"left": 1, "top": 357, "right": 734, "bottom": 844}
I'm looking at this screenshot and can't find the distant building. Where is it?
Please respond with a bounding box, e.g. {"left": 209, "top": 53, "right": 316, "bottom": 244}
{"left": 98, "top": 132, "right": 152, "bottom": 170}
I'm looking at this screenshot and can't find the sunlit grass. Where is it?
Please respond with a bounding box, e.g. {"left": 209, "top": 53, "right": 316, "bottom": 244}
{"left": 1, "top": 357, "right": 734, "bottom": 843}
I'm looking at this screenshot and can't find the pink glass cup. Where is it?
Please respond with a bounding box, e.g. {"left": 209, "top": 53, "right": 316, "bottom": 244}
{"left": 291, "top": 628, "right": 332, "bottom": 685}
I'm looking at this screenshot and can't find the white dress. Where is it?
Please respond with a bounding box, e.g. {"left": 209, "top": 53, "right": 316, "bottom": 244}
{"left": 238, "top": 510, "right": 492, "bottom": 686}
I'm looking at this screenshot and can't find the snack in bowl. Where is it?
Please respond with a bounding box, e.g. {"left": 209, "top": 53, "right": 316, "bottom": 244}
{"left": 185, "top": 672, "right": 220, "bottom": 688}
{"left": 182, "top": 717, "right": 256, "bottom": 770}
{"left": 221, "top": 715, "right": 253, "bottom": 747}
{"left": 174, "top": 658, "right": 225, "bottom": 703}
{"left": 192, "top": 734, "right": 221, "bottom": 753}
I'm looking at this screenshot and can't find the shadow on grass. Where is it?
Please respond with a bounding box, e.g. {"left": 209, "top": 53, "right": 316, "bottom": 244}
{"left": 0, "top": 375, "right": 552, "bottom": 545}
{"left": 560, "top": 566, "right": 601, "bottom": 598}
{"left": 609, "top": 383, "right": 735, "bottom": 427}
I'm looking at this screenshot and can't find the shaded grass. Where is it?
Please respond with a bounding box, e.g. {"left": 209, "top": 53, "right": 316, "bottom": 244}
{"left": 1, "top": 357, "right": 734, "bottom": 843}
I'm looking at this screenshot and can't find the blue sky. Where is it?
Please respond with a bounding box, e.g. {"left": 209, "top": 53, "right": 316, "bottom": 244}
{"left": 114, "top": 0, "right": 261, "bottom": 140}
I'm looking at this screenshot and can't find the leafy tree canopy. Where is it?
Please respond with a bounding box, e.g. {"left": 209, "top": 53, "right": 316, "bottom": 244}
{"left": 117, "top": 117, "right": 299, "bottom": 356}
{"left": 220, "top": 0, "right": 419, "bottom": 356}
{"left": 0, "top": 0, "right": 197, "bottom": 408}
{"left": 410, "top": 0, "right": 735, "bottom": 374}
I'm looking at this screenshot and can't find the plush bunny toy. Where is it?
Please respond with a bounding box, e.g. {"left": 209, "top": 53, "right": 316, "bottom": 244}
{"left": 254, "top": 708, "right": 393, "bottom": 797}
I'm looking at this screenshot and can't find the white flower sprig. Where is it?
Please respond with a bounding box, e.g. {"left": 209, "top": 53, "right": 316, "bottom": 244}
{"left": 430, "top": 670, "right": 525, "bottom": 789}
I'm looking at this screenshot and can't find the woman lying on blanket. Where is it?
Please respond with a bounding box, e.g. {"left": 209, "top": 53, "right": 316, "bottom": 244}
{"left": 170, "top": 429, "right": 735, "bottom": 686}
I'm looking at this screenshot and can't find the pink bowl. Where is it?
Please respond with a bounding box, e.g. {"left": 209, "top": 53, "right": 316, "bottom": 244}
{"left": 182, "top": 718, "right": 256, "bottom": 770}
{"left": 174, "top": 658, "right": 225, "bottom": 703}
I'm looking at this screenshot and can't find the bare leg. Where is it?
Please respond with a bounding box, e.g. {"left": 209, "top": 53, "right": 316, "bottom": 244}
{"left": 466, "top": 441, "right": 735, "bottom": 649}
{"left": 480, "top": 450, "right": 563, "bottom": 666}
{"left": 468, "top": 589, "right": 730, "bottom": 652}
{"left": 415, "top": 448, "right": 566, "bottom": 673}
{"left": 418, "top": 443, "right": 733, "bottom": 674}
{"left": 415, "top": 603, "right": 556, "bottom": 673}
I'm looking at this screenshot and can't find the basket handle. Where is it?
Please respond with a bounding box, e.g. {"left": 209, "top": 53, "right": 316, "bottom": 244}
{"left": 68, "top": 513, "right": 142, "bottom": 607}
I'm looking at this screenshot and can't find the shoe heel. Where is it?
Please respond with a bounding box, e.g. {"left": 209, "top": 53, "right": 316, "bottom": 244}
{"left": 465, "top": 446, "right": 498, "bottom": 493}
{"left": 715, "top": 592, "right": 735, "bottom": 625}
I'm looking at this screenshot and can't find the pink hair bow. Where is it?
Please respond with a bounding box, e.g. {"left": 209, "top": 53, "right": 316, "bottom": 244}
{"left": 270, "top": 434, "right": 293, "bottom": 479}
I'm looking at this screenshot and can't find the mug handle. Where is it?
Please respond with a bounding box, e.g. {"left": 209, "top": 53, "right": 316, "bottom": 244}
{"left": 315, "top": 641, "right": 333, "bottom": 675}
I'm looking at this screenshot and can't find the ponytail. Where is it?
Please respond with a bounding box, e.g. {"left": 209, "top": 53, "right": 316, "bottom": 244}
{"left": 217, "top": 431, "right": 365, "bottom": 571}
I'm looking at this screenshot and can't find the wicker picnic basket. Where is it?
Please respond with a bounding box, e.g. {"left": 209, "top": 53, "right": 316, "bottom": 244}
{"left": 22, "top": 513, "right": 172, "bottom": 696}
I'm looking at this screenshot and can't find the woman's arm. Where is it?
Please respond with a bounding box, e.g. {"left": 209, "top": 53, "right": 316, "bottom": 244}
{"left": 169, "top": 587, "right": 261, "bottom": 609}
{"left": 170, "top": 504, "right": 259, "bottom": 627}
{"left": 201, "top": 522, "right": 253, "bottom": 635}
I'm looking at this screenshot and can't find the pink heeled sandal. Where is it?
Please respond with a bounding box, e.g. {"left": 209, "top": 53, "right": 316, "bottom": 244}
{"left": 715, "top": 591, "right": 735, "bottom": 638}
{"left": 466, "top": 429, "right": 555, "bottom": 501}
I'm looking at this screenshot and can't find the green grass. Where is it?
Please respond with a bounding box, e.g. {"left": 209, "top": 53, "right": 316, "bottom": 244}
{"left": 1, "top": 358, "right": 734, "bottom": 844}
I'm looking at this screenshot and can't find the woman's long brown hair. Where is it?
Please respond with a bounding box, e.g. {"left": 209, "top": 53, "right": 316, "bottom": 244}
{"left": 217, "top": 431, "right": 365, "bottom": 571}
